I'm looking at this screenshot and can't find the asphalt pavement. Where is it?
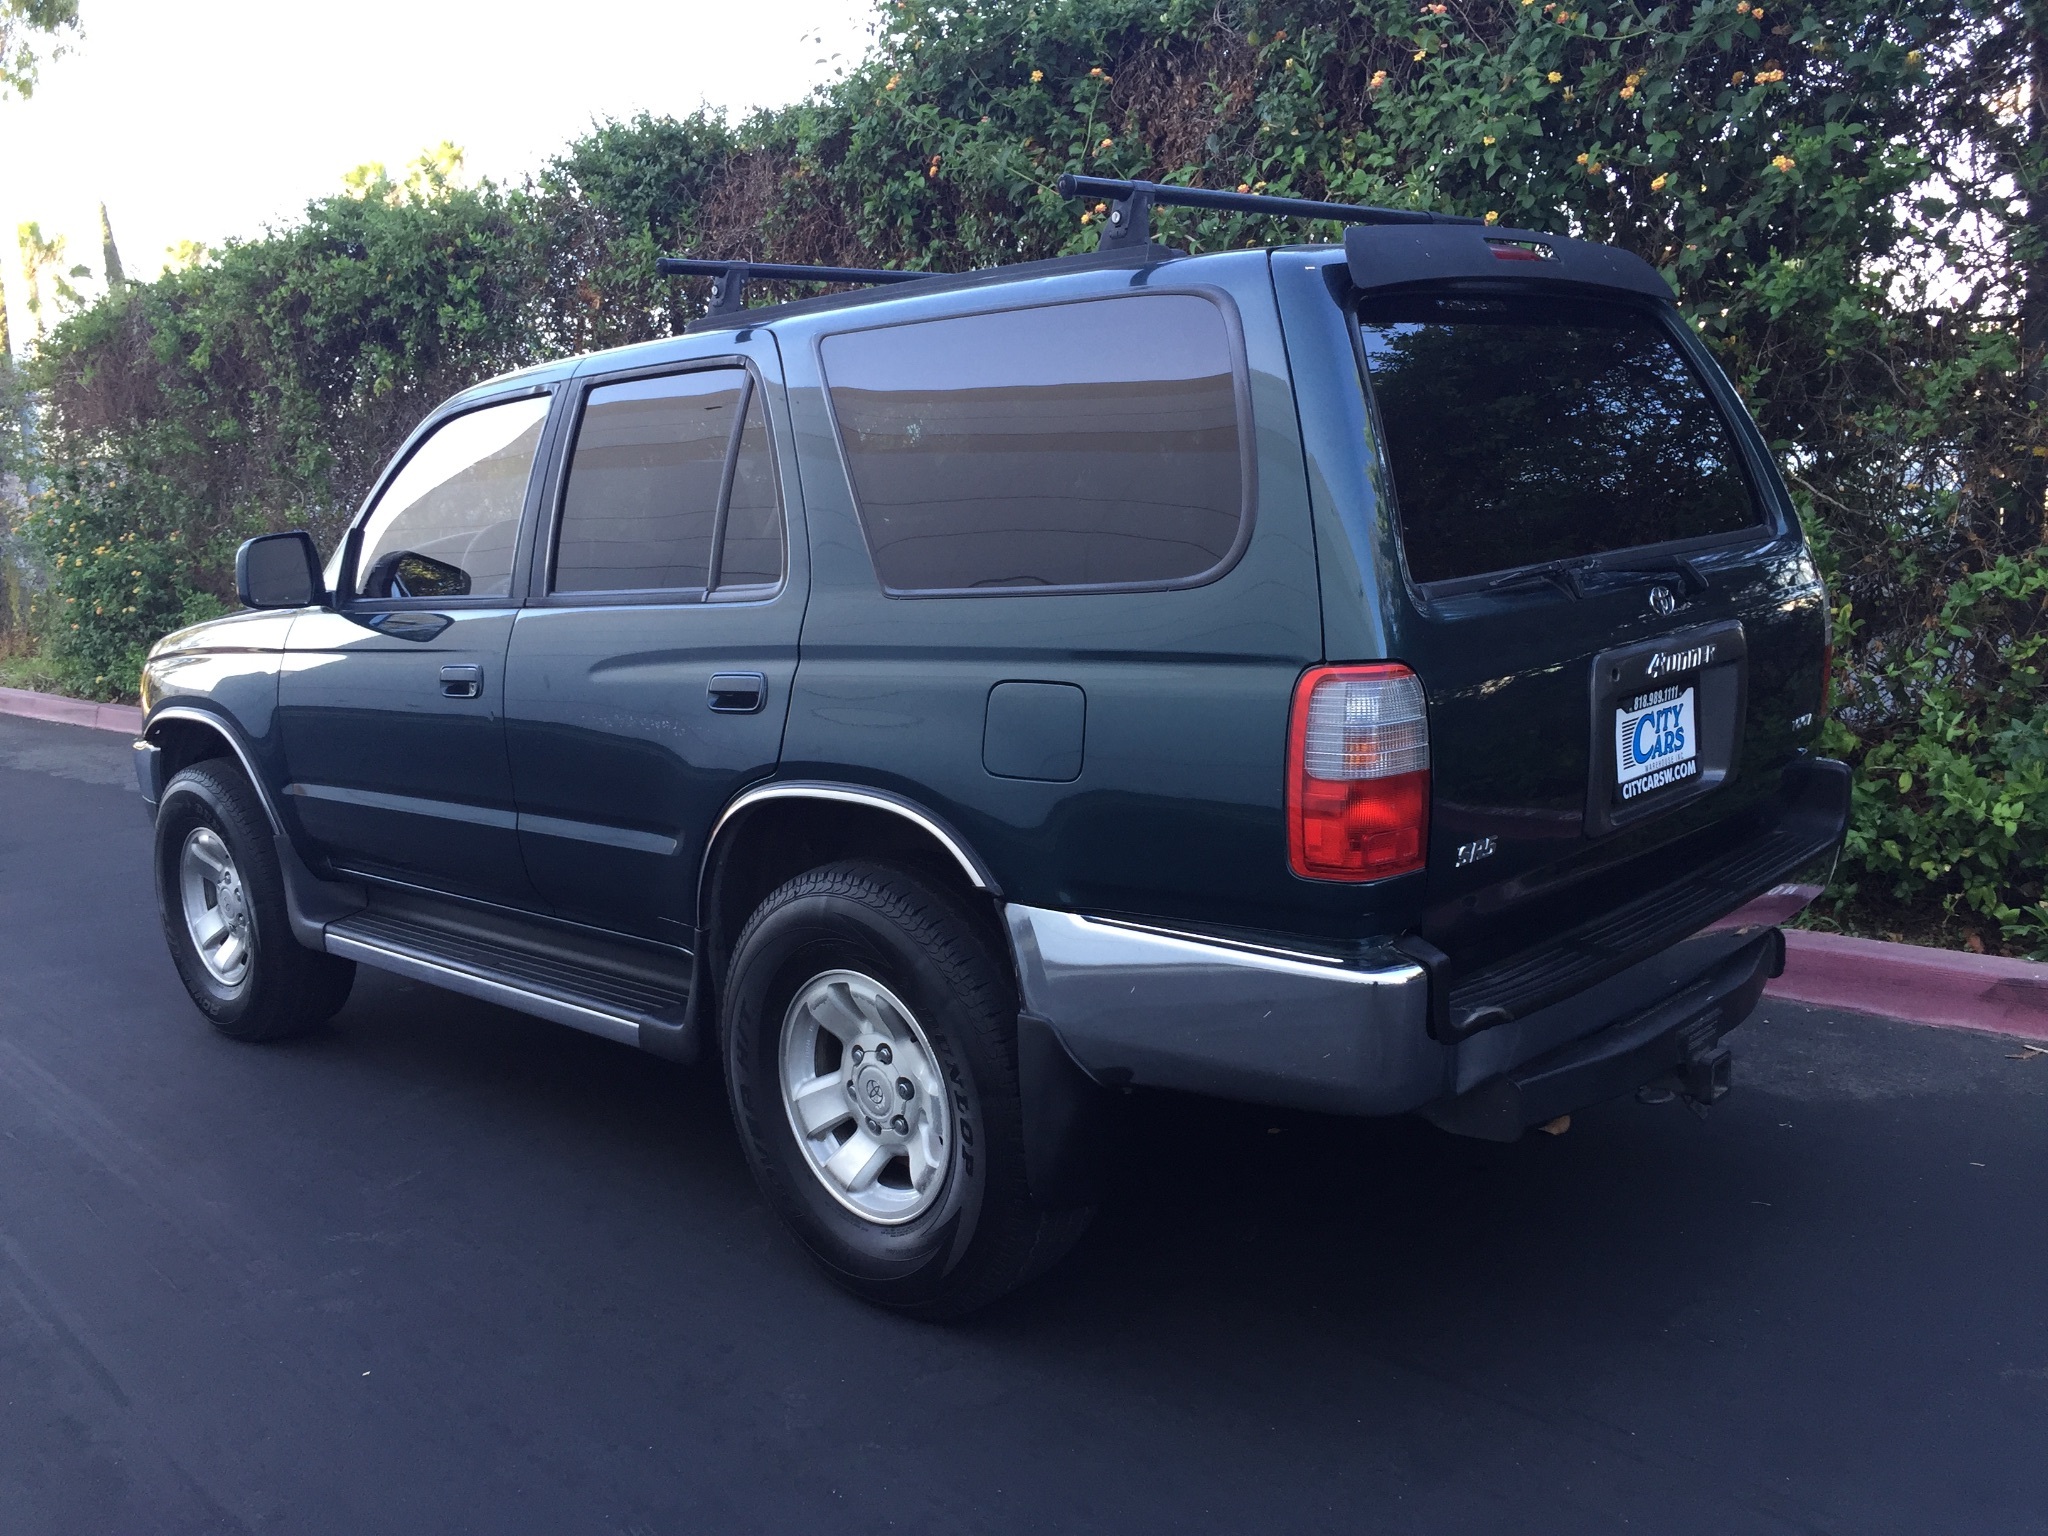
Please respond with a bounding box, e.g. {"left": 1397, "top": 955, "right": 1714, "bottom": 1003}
{"left": 2, "top": 711, "right": 2044, "bottom": 1535}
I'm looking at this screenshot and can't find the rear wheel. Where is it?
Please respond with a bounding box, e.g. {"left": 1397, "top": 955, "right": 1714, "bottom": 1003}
{"left": 154, "top": 759, "right": 354, "bottom": 1041}
{"left": 722, "top": 861, "right": 1091, "bottom": 1318}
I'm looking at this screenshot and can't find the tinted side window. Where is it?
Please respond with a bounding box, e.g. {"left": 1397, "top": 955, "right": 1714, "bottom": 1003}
{"left": 554, "top": 370, "right": 744, "bottom": 594}
{"left": 821, "top": 294, "right": 1246, "bottom": 593}
{"left": 713, "top": 387, "right": 783, "bottom": 590}
{"left": 1357, "top": 295, "right": 1760, "bottom": 585}
{"left": 356, "top": 395, "right": 550, "bottom": 600}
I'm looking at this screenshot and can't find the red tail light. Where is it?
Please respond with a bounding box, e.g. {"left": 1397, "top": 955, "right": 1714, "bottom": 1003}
{"left": 1287, "top": 664, "right": 1431, "bottom": 881}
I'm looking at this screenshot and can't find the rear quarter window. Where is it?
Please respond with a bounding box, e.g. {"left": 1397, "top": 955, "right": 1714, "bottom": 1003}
{"left": 1357, "top": 295, "right": 1761, "bottom": 586}
{"left": 820, "top": 293, "right": 1250, "bottom": 594}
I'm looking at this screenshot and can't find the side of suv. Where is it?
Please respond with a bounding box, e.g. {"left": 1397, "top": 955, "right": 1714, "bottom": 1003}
{"left": 135, "top": 205, "right": 1848, "bottom": 1315}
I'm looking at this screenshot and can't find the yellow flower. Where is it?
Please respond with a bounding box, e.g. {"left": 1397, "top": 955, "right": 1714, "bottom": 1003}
{"left": 1620, "top": 84, "right": 1636, "bottom": 99}
{"left": 1482, "top": 134, "right": 1497, "bottom": 145}
{"left": 1732, "top": 69, "right": 1748, "bottom": 84}
{"left": 1562, "top": 85, "right": 1575, "bottom": 99}
{"left": 1736, "top": 1, "right": 1750, "bottom": 12}
{"left": 1088, "top": 67, "right": 1106, "bottom": 78}
{"left": 884, "top": 74, "right": 899, "bottom": 90}
{"left": 1752, "top": 7, "right": 1764, "bottom": 16}
{"left": 1099, "top": 137, "right": 1114, "bottom": 149}
{"left": 1626, "top": 73, "right": 1641, "bottom": 85}
{"left": 1547, "top": 70, "right": 1562, "bottom": 83}
{"left": 1370, "top": 69, "right": 1389, "bottom": 88}
{"left": 1080, "top": 212, "right": 1093, "bottom": 225}
{"left": 1771, "top": 153, "right": 1797, "bottom": 172}
{"left": 1238, "top": 182, "right": 1251, "bottom": 192}
{"left": 1905, "top": 49, "right": 1921, "bottom": 65}
{"left": 1588, "top": 160, "right": 1602, "bottom": 173}
{"left": 1413, "top": 48, "right": 1427, "bottom": 60}
{"left": 1650, "top": 172, "right": 1669, "bottom": 191}
{"left": 1030, "top": 68, "right": 1043, "bottom": 82}
{"left": 1484, "top": 210, "right": 1500, "bottom": 225}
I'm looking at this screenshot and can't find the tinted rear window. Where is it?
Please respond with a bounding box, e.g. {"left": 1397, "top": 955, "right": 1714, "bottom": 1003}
{"left": 552, "top": 368, "right": 783, "bottom": 595}
{"left": 1357, "top": 296, "right": 1760, "bottom": 586}
{"left": 821, "top": 294, "right": 1247, "bottom": 593}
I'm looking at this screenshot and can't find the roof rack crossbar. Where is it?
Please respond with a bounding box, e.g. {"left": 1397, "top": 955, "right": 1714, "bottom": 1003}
{"left": 656, "top": 257, "right": 930, "bottom": 315}
{"left": 1055, "top": 174, "right": 1483, "bottom": 252}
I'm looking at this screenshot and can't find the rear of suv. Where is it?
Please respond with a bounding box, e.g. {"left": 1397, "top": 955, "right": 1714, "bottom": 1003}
{"left": 134, "top": 187, "right": 1847, "bottom": 1316}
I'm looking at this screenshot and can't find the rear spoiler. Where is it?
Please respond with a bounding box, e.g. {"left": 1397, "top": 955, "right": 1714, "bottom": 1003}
{"left": 1344, "top": 224, "right": 1673, "bottom": 303}
{"left": 1054, "top": 175, "right": 1671, "bottom": 303}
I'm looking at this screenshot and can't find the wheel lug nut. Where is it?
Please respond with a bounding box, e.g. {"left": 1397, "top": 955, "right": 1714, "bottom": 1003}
{"left": 890, "top": 1114, "right": 908, "bottom": 1135}
{"left": 876, "top": 1043, "right": 892, "bottom": 1065}
{"left": 865, "top": 1117, "right": 882, "bottom": 1136}
{"left": 896, "top": 1077, "right": 914, "bottom": 1100}
{"left": 850, "top": 1045, "right": 864, "bottom": 1064}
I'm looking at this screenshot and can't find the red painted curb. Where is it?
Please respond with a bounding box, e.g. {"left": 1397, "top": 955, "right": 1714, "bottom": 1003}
{"left": 0, "top": 684, "right": 143, "bottom": 735}
{"left": 1769, "top": 928, "right": 2048, "bottom": 1042}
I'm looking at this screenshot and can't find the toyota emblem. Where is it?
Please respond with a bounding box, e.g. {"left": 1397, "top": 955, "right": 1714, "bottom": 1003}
{"left": 1647, "top": 585, "right": 1677, "bottom": 617}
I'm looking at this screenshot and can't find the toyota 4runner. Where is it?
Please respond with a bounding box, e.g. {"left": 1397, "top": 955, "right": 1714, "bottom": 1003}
{"left": 135, "top": 179, "right": 1848, "bottom": 1316}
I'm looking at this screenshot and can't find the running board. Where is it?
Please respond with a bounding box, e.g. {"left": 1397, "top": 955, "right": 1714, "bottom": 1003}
{"left": 323, "top": 908, "right": 689, "bottom": 1049}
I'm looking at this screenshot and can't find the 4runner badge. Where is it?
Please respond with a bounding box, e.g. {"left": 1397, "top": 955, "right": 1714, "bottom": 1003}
{"left": 1455, "top": 837, "right": 1497, "bottom": 868}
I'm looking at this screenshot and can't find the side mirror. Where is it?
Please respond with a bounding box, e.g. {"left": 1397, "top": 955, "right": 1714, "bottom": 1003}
{"left": 236, "top": 530, "right": 325, "bottom": 609}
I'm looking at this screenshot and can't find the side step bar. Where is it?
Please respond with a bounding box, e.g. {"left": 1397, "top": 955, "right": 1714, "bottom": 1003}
{"left": 323, "top": 908, "right": 690, "bottom": 1050}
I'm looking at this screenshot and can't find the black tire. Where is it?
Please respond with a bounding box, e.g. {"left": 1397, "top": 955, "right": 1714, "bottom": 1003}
{"left": 154, "top": 759, "right": 355, "bottom": 1042}
{"left": 722, "top": 861, "right": 1091, "bottom": 1319}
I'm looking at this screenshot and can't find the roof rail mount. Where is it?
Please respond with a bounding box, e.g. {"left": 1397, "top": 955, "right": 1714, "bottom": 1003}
{"left": 1054, "top": 174, "right": 1484, "bottom": 252}
{"left": 656, "top": 257, "right": 932, "bottom": 316}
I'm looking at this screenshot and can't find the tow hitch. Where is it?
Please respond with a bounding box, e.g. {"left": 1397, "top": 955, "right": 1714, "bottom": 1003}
{"left": 1425, "top": 931, "right": 1774, "bottom": 1142}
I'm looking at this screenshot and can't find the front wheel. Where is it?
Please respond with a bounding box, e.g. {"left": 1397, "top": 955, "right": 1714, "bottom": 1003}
{"left": 154, "top": 759, "right": 355, "bottom": 1041}
{"left": 722, "top": 862, "right": 1090, "bottom": 1318}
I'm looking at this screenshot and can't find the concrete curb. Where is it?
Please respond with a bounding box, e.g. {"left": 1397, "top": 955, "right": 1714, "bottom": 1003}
{"left": 0, "top": 684, "right": 143, "bottom": 735}
{"left": 0, "top": 684, "right": 144, "bottom": 733}
{"left": 3, "top": 680, "right": 2042, "bottom": 1042}
{"left": 1769, "top": 928, "right": 2048, "bottom": 1042}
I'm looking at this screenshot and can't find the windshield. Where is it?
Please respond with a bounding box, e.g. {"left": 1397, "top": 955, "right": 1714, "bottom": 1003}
{"left": 1357, "top": 295, "right": 1761, "bottom": 586}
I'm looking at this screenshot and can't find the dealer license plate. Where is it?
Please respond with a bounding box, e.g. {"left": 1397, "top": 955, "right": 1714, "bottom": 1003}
{"left": 1615, "top": 685, "right": 1698, "bottom": 804}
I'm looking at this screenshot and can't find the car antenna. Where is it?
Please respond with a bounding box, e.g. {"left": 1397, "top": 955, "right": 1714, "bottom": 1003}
{"left": 1054, "top": 174, "right": 1485, "bottom": 252}
{"left": 656, "top": 257, "right": 933, "bottom": 316}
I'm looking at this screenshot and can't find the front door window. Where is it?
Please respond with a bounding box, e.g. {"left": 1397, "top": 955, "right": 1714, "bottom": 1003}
{"left": 356, "top": 396, "right": 551, "bottom": 600}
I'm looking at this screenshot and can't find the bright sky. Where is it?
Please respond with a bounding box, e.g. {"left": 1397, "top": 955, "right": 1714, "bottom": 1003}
{"left": 2, "top": 0, "right": 879, "bottom": 343}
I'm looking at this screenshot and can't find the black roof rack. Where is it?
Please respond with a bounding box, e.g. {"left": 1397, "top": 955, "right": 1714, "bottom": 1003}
{"left": 1055, "top": 173, "right": 1483, "bottom": 251}
{"left": 656, "top": 257, "right": 932, "bottom": 316}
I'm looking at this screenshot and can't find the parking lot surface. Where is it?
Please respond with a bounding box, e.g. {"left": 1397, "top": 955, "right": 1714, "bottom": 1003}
{"left": 2, "top": 712, "right": 2044, "bottom": 1534}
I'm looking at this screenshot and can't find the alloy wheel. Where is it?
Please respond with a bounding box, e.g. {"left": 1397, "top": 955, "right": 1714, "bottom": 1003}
{"left": 778, "top": 969, "right": 953, "bottom": 1225}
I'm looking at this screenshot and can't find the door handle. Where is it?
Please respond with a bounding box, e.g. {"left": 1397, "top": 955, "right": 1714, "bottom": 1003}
{"left": 439, "top": 664, "right": 483, "bottom": 699}
{"left": 707, "top": 672, "right": 766, "bottom": 714}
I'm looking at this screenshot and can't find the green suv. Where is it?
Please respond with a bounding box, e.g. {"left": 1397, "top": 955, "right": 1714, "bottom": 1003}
{"left": 133, "top": 180, "right": 1847, "bottom": 1315}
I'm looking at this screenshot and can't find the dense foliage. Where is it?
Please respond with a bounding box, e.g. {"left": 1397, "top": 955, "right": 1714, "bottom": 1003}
{"left": 13, "top": 0, "right": 2044, "bottom": 949}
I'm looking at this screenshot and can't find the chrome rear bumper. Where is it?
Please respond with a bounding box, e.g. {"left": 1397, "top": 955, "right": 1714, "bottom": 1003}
{"left": 1005, "top": 907, "right": 1438, "bottom": 1115}
{"left": 1003, "top": 760, "right": 1848, "bottom": 1122}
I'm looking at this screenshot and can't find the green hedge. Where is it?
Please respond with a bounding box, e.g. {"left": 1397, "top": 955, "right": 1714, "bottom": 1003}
{"left": 18, "top": 0, "right": 2045, "bottom": 952}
